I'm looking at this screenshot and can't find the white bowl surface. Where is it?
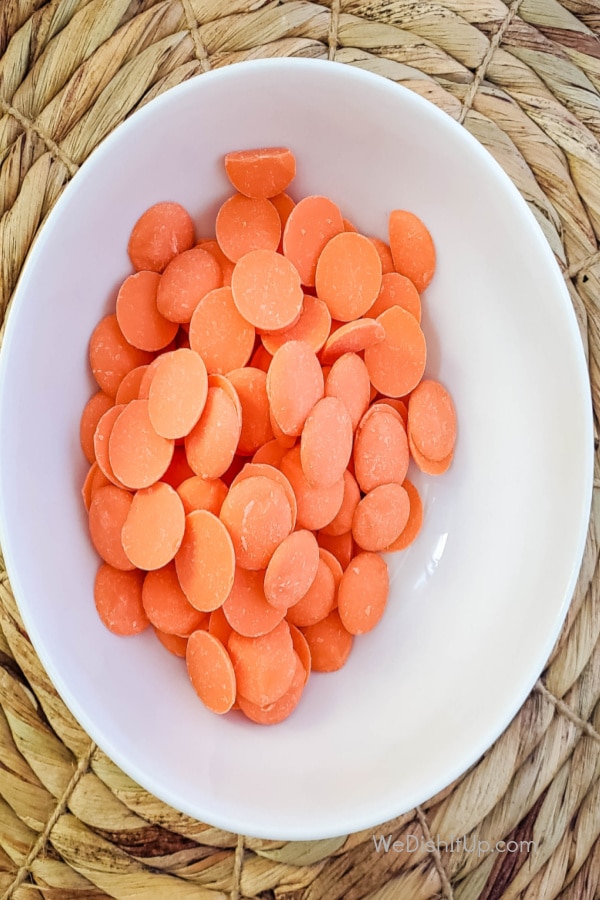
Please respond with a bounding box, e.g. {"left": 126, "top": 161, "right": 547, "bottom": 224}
{"left": 0, "top": 58, "right": 592, "bottom": 840}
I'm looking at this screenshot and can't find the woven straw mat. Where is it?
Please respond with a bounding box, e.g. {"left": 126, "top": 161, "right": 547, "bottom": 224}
{"left": 0, "top": 0, "right": 600, "bottom": 898}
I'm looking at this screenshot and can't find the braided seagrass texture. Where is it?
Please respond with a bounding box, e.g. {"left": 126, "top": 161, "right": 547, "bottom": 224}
{"left": 1, "top": 1, "right": 600, "bottom": 898}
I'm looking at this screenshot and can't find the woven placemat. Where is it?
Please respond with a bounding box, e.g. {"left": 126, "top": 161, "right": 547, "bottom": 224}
{"left": 1, "top": 1, "right": 599, "bottom": 898}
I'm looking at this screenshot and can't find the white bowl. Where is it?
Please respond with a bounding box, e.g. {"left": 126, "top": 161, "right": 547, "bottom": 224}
{"left": 0, "top": 58, "right": 592, "bottom": 840}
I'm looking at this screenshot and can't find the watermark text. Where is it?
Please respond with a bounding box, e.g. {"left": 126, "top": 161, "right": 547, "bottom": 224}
{"left": 372, "top": 834, "right": 536, "bottom": 858}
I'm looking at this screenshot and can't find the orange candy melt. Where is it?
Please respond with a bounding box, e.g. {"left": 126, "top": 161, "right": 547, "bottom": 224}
{"left": 219, "top": 475, "right": 293, "bottom": 570}
{"left": 157, "top": 248, "right": 222, "bottom": 324}
{"left": 116, "top": 271, "right": 178, "bottom": 352}
{"left": 186, "top": 630, "right": 236, "bottom": 715}
{"left": 283, "top": 195, "right": 344, "bottom": 287}
{"left": 89, "top": 315, "right": 153, "bottom": 398}
{"left": 389, "top": 209, "right": 436, "bottom": 293}
{"left": 216, "top": 194, "right": 281, "bottom": 263}
{"left": 267, "top": 341, "right": 324, "bottom": 437}
{"left": 175, "top": 510, "right": 235, "bottom": 612}
{"left": 231, "top": 249, "right": 303, "bottom": 331}
{"left": 315, "top": 232, "right": 382, "bottom": 322}
{"left": 147, "top": 348, "right": 208, "bottom": 439}
{"left": 189, "top": 287, "right": 255, "bottom": 374}
{"left": 128, "top": 202, "right": 195, "bottom": 273}
{"left": 364, "top": 306, "right": 427, "bottom": 398}
{"left": 121, "top": 482, "right": 185, "bottom": 570}
{"left": 224, "top": 147, "right": 296, "bottom": 200}
{"left": 108, "top": 399, "right": 174, "bottom": 490}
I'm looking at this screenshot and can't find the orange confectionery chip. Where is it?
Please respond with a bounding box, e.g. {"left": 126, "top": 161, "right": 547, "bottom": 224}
{"left": 288, "top": 623, "right": 312, "bottom": 683}
{"left": 389, "top": 209, "right": 436, "bottom": 293}
{"left": 227, "top": 367, "right": 273, "bottom": 455}
{"left": 115, "top": 271, "right": 178, "bottom": 352}
{"left": 224, "top": 147, "right": 296, "bottom": 200}
{"left": 360, "top": 400, "right": 404, "bottom": 428}
{"left": 300, "top": 396, "right": 353, "bottom": 489}
{"left": 231, "top": 249, "right": 303, "bottom": 331}
{"left": 250, "top": 344, "right": 273, "bottom": 372}
{"left": 343, "top": 218, "right": 357, "bottom": 232}
{"left": 324, "top": 353, "right": 371, "bottom": 432}
{"left": 81, "top": 462, "right": 111, "bottom": 511}
{"left": 270, "top": 409, "right": 296, "bottom": 449}
{"left": 320, "top": 468, "right": 361, "bottom": 536}
{"left": 354, "top": 405, "right": 409, "bottom": 493}
{"left": 319, "top": 318, "right": 385, "bottom": 365}
{"left": 154, "top": 628, "right": 189, "bottom": 658}
{"left": 266, "top": 341, "right": 324, "bottom": 437}
{"left": 121, "top": 482, "right": 186, "bottom": 570}
{"left": 219, "top": 475, "right": 293, "bottom": 570}
{"left": 223, "top": 568, "right": 285, "bottom": 637}
{"left": 369, "top": 272, "right": 422, "bottom": 322}
{"left": 115, "top": 365, "right": 149, "bottom": 405}
{"left": 186, "top": 630, "right": 236, "bottom": 715}
{"left": 156, "top": 247, "right": 222, "bottom": 324}
{"left": 209, "top": 606, "right": 233, "bottom": 646}
{"left": 89, "top": 315, "right": 153, "bottom": 398}
{"left": 137, "top": 356, "right": 162, "bottom": 400}
{"left": 315, "top": 232, "right": 382, "bottom": 322}
{"left": 283, "top": 195, "right": 344, "bottom": 287}
{"left": 270, "top": 191, "right": 295, "bottom": 235}
{"left": 185, "top": 387, "right": 241, "bottom": 479}
{"left": 280, "top": 446, "right": 344, "bottom": 531}
{"left": 368, "top": 238, "right": 395, "bottom": 275}
{"left": 408, "top": 379, "right": 457, "bottom": 462}
{"left": 352, "top": 482, "right": 410, "bottom": 552}
{"left": 317, "top": 546, "right": 344, "bottom": 591}
{"left": 161, "top": 446, "right": 195, "bottom": 489}
{"left": 231, "top": 462, "right": 297, "bottom": 530}
{"left": 252, "top": 439, "right": 287, "bottom": 468}
{"left": 237, "top": 651, "right": 305, "bottom": 725}
{"left": 364, "top": 306, "right": 427, "bottom": 398}
{"left": 198, "top": 240, "right": 235, "bottom": 286}
{"left": 175, "top": 510, "right": 235, "bottom": 612}
{"left": 142, "top": 562, "right": 207, "bottom": 635}
{"left": 261, "top": 295, "right": 331, "bottom": 356}
{"left": 376, "top": 396, "right": 408, "bottom": 426}
{"left": 128, "top": 201, "right": 195, "bottom": 273}
{"left": 176, "top": 475, "right": 228, "bottom": 516}
{"left": 286, "top": 556, "right": 336, "bottom": 627}
{"left": 189, "top": 287, "right": 255, "bottom": 374}
{"left": 108, "top": 399, "right": 174, "bottom": 490}
{"left": 408, "top": 430, "right": 454, "bottom": 475}
{"left": 147, "top": 348, "right": 208, "bottom": 439}
{"left": 208, "top": 373, "right": 243, "bottom": 423}
{"left": 216, "top": 194, "right": 281, "bottom": 263}
{"left": 93, "top": 404, "right": 127, "bottom": 487}
{"left": 337, "top": 551, "right": 389, "bottom": 635}
{"left": 80, "top": 391, "right": 113, "bottom": 464}
{"left": 264, "top": 529, "right": 320, "bottom": 611}
{"left": 94, "top": 564, "right": 148, "bottom": 636}
{"left": 384, "top": 479, "right": 424, "bottom": 552}
{"left": 88, "top": 484, "right": 135, "bottom": 571}
{"left": 229, "top": 619, "right": 296, "bottom": 707}
{"left": 301, "top": 610, "right": 353, "bottom": 672}
{"left": 317, "top": 530, "right": 354, "bottom": 570}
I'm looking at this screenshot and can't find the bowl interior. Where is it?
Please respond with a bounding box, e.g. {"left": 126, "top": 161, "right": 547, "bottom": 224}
{"left": 0, "top": 59, "right": 592, "bottom": 840}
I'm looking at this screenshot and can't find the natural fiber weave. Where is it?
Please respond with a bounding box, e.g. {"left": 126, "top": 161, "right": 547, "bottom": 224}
{"left": 0, "top": 1, "right": 599, "bottom": 897}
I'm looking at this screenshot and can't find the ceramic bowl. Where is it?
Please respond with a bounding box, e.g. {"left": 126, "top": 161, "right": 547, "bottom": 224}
{"left": 0, "top": 58, "right": 592, "bottom": 840}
